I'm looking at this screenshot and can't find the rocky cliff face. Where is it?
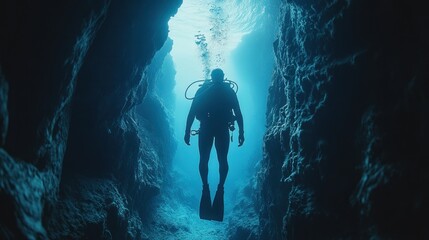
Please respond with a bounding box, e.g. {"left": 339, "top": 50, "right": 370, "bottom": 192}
{"left": 2, "top": 1, "right": 428, "bottom": 239}
{"left": 259, "top": 0, "right": 428, "bottom": 239}
{"left": 0, "top": 1, "right": 180, "bottom": 239}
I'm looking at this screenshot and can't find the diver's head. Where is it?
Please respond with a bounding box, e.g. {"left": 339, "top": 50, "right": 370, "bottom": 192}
{"left": 211, "top": 68, "right": 224, "bottom": 83}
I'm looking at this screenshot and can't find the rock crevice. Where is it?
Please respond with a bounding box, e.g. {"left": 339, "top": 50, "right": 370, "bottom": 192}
{"left": 0, "top": 1, "right": 181, "bottom": 239}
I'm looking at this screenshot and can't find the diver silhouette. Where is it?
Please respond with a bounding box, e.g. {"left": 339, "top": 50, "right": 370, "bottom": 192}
{"left": 184, "top": 68, "right": 244, "bottom": 221}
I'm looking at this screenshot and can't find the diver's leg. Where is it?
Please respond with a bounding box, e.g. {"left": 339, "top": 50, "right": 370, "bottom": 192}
{"left": 212, "top": 128, "right": 229, "bottom": 221}
{"left": 214, "top": 128, "right": 230, "bottom": 187}
{"left": 198, "top": 127, "right": 214, "bottom": 186}
{"left": 198, "top": 127, "right": 214, "bottom": 220}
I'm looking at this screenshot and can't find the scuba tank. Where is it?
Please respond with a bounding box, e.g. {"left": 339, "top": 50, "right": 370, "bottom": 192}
{"left": 185, "top": 79, "right": 239, "bottom": 142}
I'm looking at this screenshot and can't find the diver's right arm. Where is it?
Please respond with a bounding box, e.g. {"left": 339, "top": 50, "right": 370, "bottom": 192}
{"left": 184, "top": 102, "right": 196, "bottom": 145}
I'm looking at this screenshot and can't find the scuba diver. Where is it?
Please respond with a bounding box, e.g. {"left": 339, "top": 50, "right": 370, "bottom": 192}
{"left": 184, "top": 68, "right": 244, "bottom": 221}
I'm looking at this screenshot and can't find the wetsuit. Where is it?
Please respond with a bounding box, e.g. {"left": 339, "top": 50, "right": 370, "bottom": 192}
{"left": 185, "top": 81, "right": 244, "bottom": 187}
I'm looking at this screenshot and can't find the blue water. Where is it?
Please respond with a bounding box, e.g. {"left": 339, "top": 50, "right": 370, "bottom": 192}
{"left": 147, "top": 0, "right": 279, "bottom": 238}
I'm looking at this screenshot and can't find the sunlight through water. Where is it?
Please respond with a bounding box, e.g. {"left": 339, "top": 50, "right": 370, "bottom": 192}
{"left": 162, "top": 0, "right": 277, "bottom": 237}
{"left": 169, "top": 0, "right": 269, "bottom": 203}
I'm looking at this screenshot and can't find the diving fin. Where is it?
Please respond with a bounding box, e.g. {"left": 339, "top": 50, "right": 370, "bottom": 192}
{"left": 211, "top": 185, "right": 224, "bottom": 222}
{"left": 199, "top": 184, "right": 212, "bottom": 220}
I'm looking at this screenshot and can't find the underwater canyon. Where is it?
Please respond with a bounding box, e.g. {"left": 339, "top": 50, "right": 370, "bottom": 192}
{"left": 1, "top": 0, "right": 428, "bottom": 239}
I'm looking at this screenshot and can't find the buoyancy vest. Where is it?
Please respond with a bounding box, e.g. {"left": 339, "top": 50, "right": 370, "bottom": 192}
{"left": 194, "top": 82, "right": 236, "bottom": 126}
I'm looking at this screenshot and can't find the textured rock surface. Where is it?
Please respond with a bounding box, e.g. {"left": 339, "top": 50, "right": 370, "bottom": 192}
{"left": 47, "top": 178, "right": 143, "bottom": 239}
{"left": 2, "top": 0, "right": 428, "bottom": 239}
{"left": 226, "top": 181, "right": 259, "bottom": 240}
{"left": 259, "top": 0, "right": 428, "bottom": 239}
{"left": 0, "top": 1, "right": 181, "bottom": 239}
{"left": 0, "top": 149, "right": 46, "bottom": 239}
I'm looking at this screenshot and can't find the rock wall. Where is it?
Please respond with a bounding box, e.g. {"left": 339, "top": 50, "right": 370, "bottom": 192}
{"left": 259, "top": 0, "right": 428, "bottom": 239}
{"left": 0, "top": 1, "right": 181, "bottom": 239}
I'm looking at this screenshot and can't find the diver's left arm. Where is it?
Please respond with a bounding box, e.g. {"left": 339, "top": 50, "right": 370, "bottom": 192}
{"left": 232, "top": 94, "right": 245, "bottom": 146}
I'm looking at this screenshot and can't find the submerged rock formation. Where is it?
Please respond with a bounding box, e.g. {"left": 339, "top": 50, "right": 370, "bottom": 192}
{"left": 0, "top": 1, "right": 181, "bottom": 239}
{"left": 259, "top": 0, "right": 428, "bottom": 239}
{"left": 2, "top": 0, "right": 428, "bottom": 239}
